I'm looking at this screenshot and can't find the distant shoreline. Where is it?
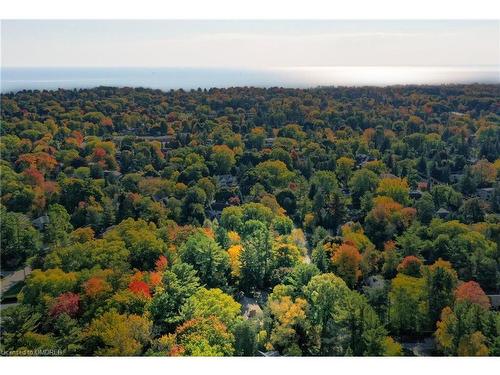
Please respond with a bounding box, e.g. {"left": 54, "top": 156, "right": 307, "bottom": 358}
{"left": 2, "top": 66, "right": 499, "bottom": 93}
{"left": 2, "top": 83, "right": 500, "bottom": 96}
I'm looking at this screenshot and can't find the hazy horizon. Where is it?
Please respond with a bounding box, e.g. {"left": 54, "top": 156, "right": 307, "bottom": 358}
{"left": 2, "top": 65, "right": 499, "bottom": 93}
{"left": 2, "top": 20, "right": 499, "bottom": 91}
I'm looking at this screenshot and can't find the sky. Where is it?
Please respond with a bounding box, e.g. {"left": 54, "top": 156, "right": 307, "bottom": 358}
{"left": 1, "top": 20, "right": 499, "bottom": 68}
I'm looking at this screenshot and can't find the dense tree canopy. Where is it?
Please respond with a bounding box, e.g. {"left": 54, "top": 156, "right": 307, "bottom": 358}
{"left": 1, "top": 84, "right": 498, "bottom": 357}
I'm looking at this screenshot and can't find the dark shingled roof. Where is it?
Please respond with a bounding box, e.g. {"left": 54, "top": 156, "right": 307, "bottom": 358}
{"left": 488, "top": 295, "right": 500, "bottom": 308}
{"left": 32, "top": 215, "right": 50, "bottom": 229}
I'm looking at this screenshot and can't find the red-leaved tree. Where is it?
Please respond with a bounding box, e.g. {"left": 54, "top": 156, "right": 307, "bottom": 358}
{"left": 128, "top": 280, "right": 151, "bottom": 298}
{"left": 397, "top": 256, "right": 423, "bottom": 277}
{"left": 455, "top": 281, "right": 491, "bottom": 309}
{"left": 49, "top": 292, "right": 80, "bottom": 318}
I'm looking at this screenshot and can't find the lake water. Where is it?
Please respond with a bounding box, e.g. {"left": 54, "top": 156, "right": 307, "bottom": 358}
{"left": 2, "top": 66, "right": 499, "bottom": 93}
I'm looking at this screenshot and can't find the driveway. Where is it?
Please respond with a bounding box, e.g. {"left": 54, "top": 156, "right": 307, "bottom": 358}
{"left": 0, "top": 266, "right": 31, "bottom": 295}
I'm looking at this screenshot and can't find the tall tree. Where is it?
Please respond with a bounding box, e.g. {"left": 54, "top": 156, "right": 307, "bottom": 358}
{"left": 240, "top": 220, "right": 273, "bottom": 292}
{"left": 179, "top": 231, "right": 230, "bottom": 288}
{"left": 0, "top": 208, "right": 41, "bottom": 268}
{"left": 45, "top": 204, "right": 73, "bottom": 246}
{"left": 424, "top": 259, "right": 458, "bottom": 324}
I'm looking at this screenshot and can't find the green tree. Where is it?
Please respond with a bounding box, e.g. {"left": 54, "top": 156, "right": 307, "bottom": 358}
{"left": 21, "top": 269, "right": 78, "bottom": 306}
{"left": 376, "top": 177, "right": 410, "bottom": 206}
{"left": 255, "top": 160, "right": 295, "bottom": 190}
{"left": 459, "top": 167, "right": 477, "bottom": 195}
{"left": 240, "top": 220, "right": 273, "bottom": 292}
{"left": 181, "top": 288, "right": 241, "bottom": 329}
{"left": 424, "top": 259, "right": 458, "bottom": 324}
{"left": 164, "top": 316, "right": 235, "bottom": 356}
{"left": 383, "top": 336, "right": 403, "bottom": 356}
{"left": 0, "top": 305, "right": 42, "bottom": 351}
{"left": 460, "top": 198, "right": 486, "bottom": 224}
{"left": 303, "top": 273, "right": 351, "bottom": 355}
{"left": 272, "top": 216, "right": 294, "bottom": 235}
{"left": 345, "top": 292, "right": 387, "bottom": 356}
{"left": 272, "top": 242, "right": 302, "bottom": 269}
{"left": 83, "top": 310, "right": 152, "bottom": 356}
{"left": 428, "top": 222, "right": 498, "bottom": 291}
{"left": 415, "top": 192, "right": 435, "bottom": 224}
{"left": 431, "top": 184, "right": 462, "bottom": 211}
{"left": 311, "top": 239, "right": 334, "bottom": 273}
{"left": 233, "top": 319, "right": 258, "bottom": 356}
{"left": 348, "top": 168, "right": 379, "bottom": 208}
{"left": 179, "top": 231, "right": 230, "bottom": 288}
{"left": 0, "top": 208, "right": 41, "bottom": 269}
{"left": 309, "top": 171, "right": 347, "bottom": 231}
{"left": 60, "top": 177, "right": 103, "bottom": 212}
{"left": 284, "top": 263, "right": 320, "bottom": 296}
{"left": 104, "top": 218, "right": 166, "bottom": 270}
{"left": 220, "top": 206, "right": 244, "bottom": 232}
{"left": 45, "top": 204, "right": 73, "bottom": 246}
{"left": 436, "top": 301, "right": 499, "bottom": 356}
{"left": 241, "top": 202, "right": 274, "bottom": 225}
{"left": 149, "top": 263, "right": 200, "bottom": 333}
{"left": 44, "top": 238, "right": 129, "bottom": 272}
{"left": 388, "top": 273, "right": 427, "bottom": 336}
{"left": 396, "top": 225, "right": 426, "bottom": 257}
{"left": 336, "top": 157, "right": 355, "bottom": 185}
{"left": 265, "top": 293, "right": 317, "bottom": 356}
{"left": 211, "top": 145, "right": 236, "bottom": 174}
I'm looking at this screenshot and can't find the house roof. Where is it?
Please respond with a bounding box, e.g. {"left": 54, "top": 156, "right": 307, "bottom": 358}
{"left": 417, "top": 181, "right": 429, "bottom": 189}
{"left": 215, "top": 174, "right": 238, "bottom": 187}
{"left": 32, "top": 215, "right": 50, "bottom": 227}
{"left": 380, "top": 173, "right": 398, "bottom": 179}
{"left": 257, "top": 350, "right": 280, "bottom": 357}
{"left": 365, "top": 275, "right": 385, "bottom": 289}
{"left": 488, "top": 295, "right": 500, "bottom": 308}
{"left": 410, "top": 190, "right": 423, "bottom": 197}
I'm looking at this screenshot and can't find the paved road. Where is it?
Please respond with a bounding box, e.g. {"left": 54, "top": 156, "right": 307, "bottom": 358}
{"left": 0, "top": 266, "right": 31, "bottom": 295}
